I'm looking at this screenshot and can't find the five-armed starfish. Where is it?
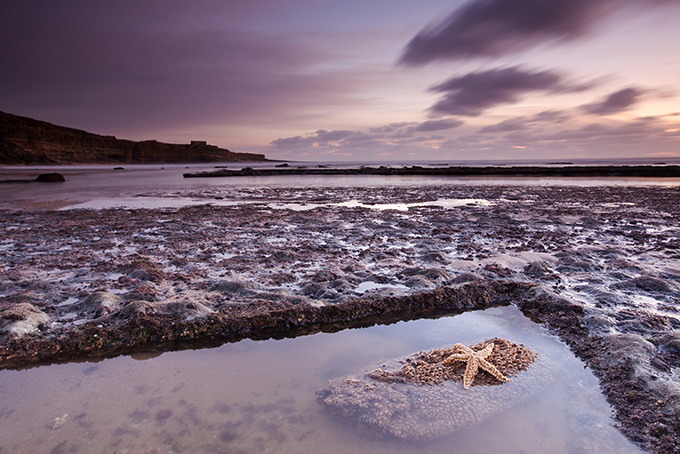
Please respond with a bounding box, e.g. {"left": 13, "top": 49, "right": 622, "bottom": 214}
{"left": 443, "top": 342, "right": 510, "bottom": 389}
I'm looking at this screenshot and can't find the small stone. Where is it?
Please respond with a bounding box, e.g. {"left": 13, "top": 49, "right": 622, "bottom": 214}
{"left": 34, "top": 173, "right": 65, "bottom": 182}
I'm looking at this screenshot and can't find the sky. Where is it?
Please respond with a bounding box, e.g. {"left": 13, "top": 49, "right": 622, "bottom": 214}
{"left": 1, "top": 0, "right": 679, "bottom": 162}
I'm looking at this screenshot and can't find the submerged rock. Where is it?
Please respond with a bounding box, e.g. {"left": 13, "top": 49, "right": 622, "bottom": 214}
{"left": 317, "top": 338, "right": 554, "bottom": 441}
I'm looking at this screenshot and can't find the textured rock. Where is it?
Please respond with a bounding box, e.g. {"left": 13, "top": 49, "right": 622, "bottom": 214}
{"left": 112, "top": 299, "right": 213, "bottom": 320}
{"left": 211, "top": 278, "right": 255, "bottom": 295}
{"left": 616, "top": 275, "right": 674, "bottom": 293}
{"left": 82, "top": 291, "right": 123, "bottom": 317}
{"left": 317, "top": 339, "right": 554, "bottom": 441}
{"left": 0, "top": 303, "right": 50, "bottom": 337}
{"left": 121, "top": 259, "right": 166, "bottom": 283}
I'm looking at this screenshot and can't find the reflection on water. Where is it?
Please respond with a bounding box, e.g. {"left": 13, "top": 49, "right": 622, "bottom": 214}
{"left": 0, "top": 307, "right": 640, "bottom": 453}
{"left": 1, "top": 164, "right": 680, "bottom": 211}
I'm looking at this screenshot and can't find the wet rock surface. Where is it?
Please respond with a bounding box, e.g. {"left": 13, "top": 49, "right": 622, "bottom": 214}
{"left": 368, "top": 338, "right": 536, "bottom": 386}
{"left": 1, "top": 184, "right": 680, "bottom": 452}
{"left": 317, "top": 338, "right": 553, "bottom": 441}
{"left": 0, "top": 303, "right": 50, "bottom": 337}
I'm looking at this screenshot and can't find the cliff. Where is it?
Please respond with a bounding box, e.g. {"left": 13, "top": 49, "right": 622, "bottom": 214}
{"left": 0, "top": 111, "right": 267, "bottom": 164}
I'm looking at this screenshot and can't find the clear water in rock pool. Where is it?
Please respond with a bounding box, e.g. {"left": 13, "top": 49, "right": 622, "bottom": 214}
{"left": 0, "top": 306, "right": 641, "bottom": 453}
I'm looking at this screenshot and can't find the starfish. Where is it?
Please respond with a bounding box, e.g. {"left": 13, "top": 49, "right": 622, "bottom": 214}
{"left": 443, "top": 342, "right": 510, "bottom": 389}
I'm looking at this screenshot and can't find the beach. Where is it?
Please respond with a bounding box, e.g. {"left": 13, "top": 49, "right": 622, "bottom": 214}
{"left": 1, "top": 166, "right": 680, "bottom": 452}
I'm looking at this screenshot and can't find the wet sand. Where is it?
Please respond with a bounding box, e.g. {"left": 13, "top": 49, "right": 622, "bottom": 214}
{"left": 1, "top": 183, "right": 680, "bottom": 451}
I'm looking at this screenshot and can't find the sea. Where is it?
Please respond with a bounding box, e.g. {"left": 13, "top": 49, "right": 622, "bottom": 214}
{"left": 1, "top": 157, "right": 679, "bottom": 211}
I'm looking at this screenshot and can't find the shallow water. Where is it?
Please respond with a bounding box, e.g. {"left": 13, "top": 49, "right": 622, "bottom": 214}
{"left": 0, "top": 307, "right": 641, "bottom": 453}
{"left": 1, "top": 164, "right": 679, "bottom": 211}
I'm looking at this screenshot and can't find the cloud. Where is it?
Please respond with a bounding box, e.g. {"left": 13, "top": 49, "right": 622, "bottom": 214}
{"left": 0, "top": 1, "right": 365, "bottom": 138}
{"left": 479, "top": 118, "right": 530, "bottom": 134}
{"left": 270, "top": 119, "right": 464, "bottom": 158}
{"left": 442, "top": 115, "right": 680, "bottom": 160}
{"left": 368, "top": 122, "right": 415, "bottom": 134}
{"left": 479, "top": 110, "right": 571, "bottom": 133}
{"left": 315, "top": 130, "right": 356, "bottom": 141}
{"left": 532, "top": 110, "right": 571, "bottom": 123}
{"left": 400, "top": 0, "right": 617, "bottom": 64}
{"left": 270, "top": 113, "right": 679, "bottom": 161}
{"left": 429, "top": 66, "right": 591, "bottom": 116}
{"left": 270, "top": 136, "right": 307, "bottom": 147}
{"left": 581, "top": 87, "right": 643, "bottom": 115}
{"left": 414, "top": 119, "right": 464, "bottom": 132}
{"left": 497, "top": 116, "right": 671, "bottom": 151}
{"left": 399, "top": 0, "right": 673, "bottom": 65}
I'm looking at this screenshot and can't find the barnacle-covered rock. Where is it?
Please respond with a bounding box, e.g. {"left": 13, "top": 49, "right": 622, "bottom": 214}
{"left": 82, "top": 291, "right": 122, "bottom": 316}
{"left": 317, "top": 338, "right": 554, "bottom": 441}
{"left": 0, "top": 303, "right": 50, "bottom": 337}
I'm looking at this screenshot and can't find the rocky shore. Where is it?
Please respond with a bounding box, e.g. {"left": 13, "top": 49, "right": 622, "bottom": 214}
{"left": 1, "top": 184, "right": 679, "bottom": 452}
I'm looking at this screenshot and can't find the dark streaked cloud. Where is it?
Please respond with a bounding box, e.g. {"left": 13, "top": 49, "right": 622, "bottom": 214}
{"left": 499, "top": 117, "right": 668, "bottom": 147}
{"left": 270, "top": 135, "right": 308, "bottom": 147}
{"left": 582, "top": 87, "right": 643, "bottom": 115}
{"left": 429, "top": 66, "right": 590, "bottom": 116}
{"left": 444, "top": 116, "right": 679, "bottom": 160}
{"left": 270, "top": 119, "right": 464, "bottom": 157}
{"left": 532, "top": 110, "right": 571, "bottom": 123}
{"left": 479, "top": 110, "right": 571, "bottom": 133}
{"left": 414, "top": 119, "right": 464, "bottom": 132}
{"left": 0, "top": 1, "right": 360, "bottom": 138}
{"left": 479, "top": 118, "right": 530, "bottom": 134}
{"left": 400, "top": 0, "right": 613, "bottom": 64}
{"left": 367, "top": 122, "right": 414, "bottom": 134}
{"left": 399, "top": 0, "right": 673, "bottom": 65}
{"left": 315, "top": 130, "right": 356, "bottom": 141}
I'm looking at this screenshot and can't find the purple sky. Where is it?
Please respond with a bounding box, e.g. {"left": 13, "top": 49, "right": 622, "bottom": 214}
{"left": 1, "top": 0, "right": 679, "bottom": 161}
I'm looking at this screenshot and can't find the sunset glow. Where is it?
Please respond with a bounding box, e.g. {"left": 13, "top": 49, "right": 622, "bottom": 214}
{"left": 1, "top": 0, "right": 679, "bottom": 161}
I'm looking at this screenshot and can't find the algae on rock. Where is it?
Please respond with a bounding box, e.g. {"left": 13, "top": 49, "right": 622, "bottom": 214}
{"left": 317, "top": 338, "right": 554, "bottom": 441}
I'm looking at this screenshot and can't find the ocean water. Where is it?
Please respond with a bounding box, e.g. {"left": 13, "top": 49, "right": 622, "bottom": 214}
{"left": 1, "top": 159, "right": 679, "bottom": 210}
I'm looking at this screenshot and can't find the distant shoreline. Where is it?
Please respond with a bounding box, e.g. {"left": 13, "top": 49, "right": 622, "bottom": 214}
{"left": 184, "top": 164, "right": 680, "bottom": 178}
{"left": 1, "top": 110, "right": 269, "bottom": 165}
